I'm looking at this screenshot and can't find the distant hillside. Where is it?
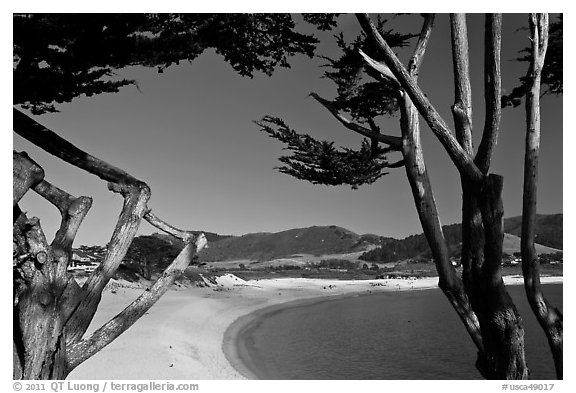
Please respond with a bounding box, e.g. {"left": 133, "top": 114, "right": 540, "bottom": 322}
{"left": 199, "top": 226, "right": 382, "bottom": 262}
{"left": 503, "top": 214, "right": 562, "bottom": 249}
{"left": 150, "top": 231, "right": 232, "bottom": 248}
{"left": 360, "top": 214, "right": 562, "bottom": 263}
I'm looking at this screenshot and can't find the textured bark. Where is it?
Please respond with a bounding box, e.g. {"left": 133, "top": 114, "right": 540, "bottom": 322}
{"left": 450, "top": 14, "right": 474, "bottom": 155}
{"left": 67, "top": 234, "right": 207, "bottom": 370}
{"left": 64, "top": 181, "right": 151, "bottom": 345}
{"left": 33, "top": 180, "right": 92, "bottom": 279}
{"left": 475, "top": 14, "right": 502, "bottom": 174}
{"left": 13, "top": 151, "right": 44, "bottom": 206}
{"left": 521, "top": 13, "right": 562, "bottom": 379}
{"left": 14, "top": 216, "right": 69, "bottom": 379}
{"left": 13, "top": 112, "right": 208, "bottom": 379}
{"left": 476, "top": 175, "right": 529, "bottom": 379}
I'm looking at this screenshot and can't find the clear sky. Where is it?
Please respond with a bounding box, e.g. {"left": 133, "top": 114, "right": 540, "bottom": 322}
{"left": 13, "top": 13, "right": 563, "bottom": 247}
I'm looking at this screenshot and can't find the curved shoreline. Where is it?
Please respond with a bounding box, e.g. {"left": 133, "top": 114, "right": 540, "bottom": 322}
{"left": 67, "top": 275, "right": 562, "bottom": 379}
{"left": 222, "top": 275, "right": 563, "bottom": 380}
{"left": 223, "top": 290, "right": 384, "bottom": 379}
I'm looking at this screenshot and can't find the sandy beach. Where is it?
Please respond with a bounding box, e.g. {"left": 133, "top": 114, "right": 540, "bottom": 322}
{"left": 67, "top": 275, "right": 563, "bottom": 380}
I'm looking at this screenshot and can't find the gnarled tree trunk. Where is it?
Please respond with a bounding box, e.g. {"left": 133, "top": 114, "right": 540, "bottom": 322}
{"left": 13, "top": 110, "right": 207, "bottom": 379}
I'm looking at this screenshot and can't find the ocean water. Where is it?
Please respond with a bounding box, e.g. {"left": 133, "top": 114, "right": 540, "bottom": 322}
{"left": 238, "top": 284, "right": 562, "bottom": 379}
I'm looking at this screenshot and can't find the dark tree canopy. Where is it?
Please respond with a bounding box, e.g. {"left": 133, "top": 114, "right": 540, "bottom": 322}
{"left": 320, "top": 16, "right": 417, "bottom": 122}
{"left": 258, "top": 16, "right": 416, "bottom": 189}
{"left": 258, "top": 116, "right": 395, "bottom": 189}
{"left": 502, "top": 15, "right": 562, "bottom": 107}
{"left": 14, "top": 13, "right": 334, "bottom": 114}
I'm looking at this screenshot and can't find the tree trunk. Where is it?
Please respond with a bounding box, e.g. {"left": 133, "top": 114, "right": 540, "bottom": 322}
{"left": 13, "top": 112, "right": 208, "bottom": 379}
{"left": 476, "top": 175, "right": 528, "bottom": 379}
{"left": 521, "top": 13, "right": 562, "bottom": 379}
{"left": 399, "top": 94, "right": 484, "bottom": 357}
{"left": 14, "top": 214, "right": 70, "bottom": 379}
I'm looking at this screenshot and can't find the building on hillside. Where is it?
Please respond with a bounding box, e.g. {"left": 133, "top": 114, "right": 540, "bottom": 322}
{"left": 69, "top": 249, "right": 101, "bottom": 272}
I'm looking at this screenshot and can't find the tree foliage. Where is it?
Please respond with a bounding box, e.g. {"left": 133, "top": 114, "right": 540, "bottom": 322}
{"left": 124, "top": 235, "right": 183, "bottom": 279}
{"left": 319, "top": 17, "right": 416, "bottom": 121}
{"left": 258, "top": 16, "right": 416, "bottom": 189}
{"left": 501, "top": 15, "right": 562, "bottom": 107}
{"left": 14, "top": 13, "right": 329, "bottom": 114}
{"left": 258, "top": 116, "right": 394, "bottom": 188}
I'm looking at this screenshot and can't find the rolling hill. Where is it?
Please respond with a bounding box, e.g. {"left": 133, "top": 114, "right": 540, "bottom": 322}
{"left": 198, "top": 226, "right": 383, "bottom": 262}
{"left": 124, "top": 214, "right": 561, "bottom": 265}
{"left": 360, "top": 214, "right": 562, "bottom": 263}
{"left": 503, "top": 214, "right": 563, "bottom": 249}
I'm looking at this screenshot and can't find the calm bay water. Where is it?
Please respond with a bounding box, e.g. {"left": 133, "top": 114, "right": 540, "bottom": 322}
{"left": 238, "top": 284, "right": 562, "bottom": 379}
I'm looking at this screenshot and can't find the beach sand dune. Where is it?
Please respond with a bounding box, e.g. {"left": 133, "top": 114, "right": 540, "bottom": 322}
{"left": 67, "top": 275, "right": 562, "bottom": 380}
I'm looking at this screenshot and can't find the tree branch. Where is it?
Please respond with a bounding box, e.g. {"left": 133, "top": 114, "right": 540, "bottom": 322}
{"left": 356, "top": 13, "right": 485, "bottom": 185}
{"left": 13, "top": 151, "right": 45, "bottom": 207}
{"left": 12, "top": 108, "right": 153, "bottom": 344}
{"left": 408, "top": 14, "right": 436, "bottom": 78}
{"left": 385, "top": 159, "right": 405, "bottom": 168}
{"left": 13, "top": 108, "right": 144, "bottom": 191}
{"left": 33, "top": 179, "right": 93, "bottom": 278}
{"left": 308, "top": 92, "right": 402, "bottom": 149}
{"left": 144, "top": 210, "right": 197, "bottom": 243}
{"left": 67, "top": 234, "right": 208, "bottom": 371}
{"left": 475, "top": 14, "right": 502, "bottom": 174}
{"left": 450, "top": 14, "right": 474, "bottom": 155}
{"left": 33, "top": 180, "right": 92, "bottom": 251}
{"left": 65, "top": 181, "right": 151, "bottom": 344}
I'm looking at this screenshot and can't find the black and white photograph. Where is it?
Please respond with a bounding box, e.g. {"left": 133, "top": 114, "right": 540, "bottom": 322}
{"left": 11, "top": 6, "right": 565, "bottom": 387}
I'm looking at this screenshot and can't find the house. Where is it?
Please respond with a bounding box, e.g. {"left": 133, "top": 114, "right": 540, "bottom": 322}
{"left": 69, "top": 248, "right": 102, "bottom": 272}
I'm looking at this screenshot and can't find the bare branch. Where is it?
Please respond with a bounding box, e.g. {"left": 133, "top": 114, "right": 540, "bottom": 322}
{"left": 450, "top": 14, "right": 474, "bottom": 155}
{"left": 408, "top": 14, "right": 435, "bottom": 78}
{"left": 67, "top": 235, "right": 208, "bottom": 370}
{"left": 475, "top": 14, "right": 503, "bottom": 173}
{"left": 13, "top": 151, "right": 45, "bottom": 206}
{"left": 309, "top": 92, "right": 402, "bottom": 149}
{"left": 13, "top": 109, "right": 144, "bottom": 191}
{"left": 33, "top": 180, "right": 93, "bottom": 279}
{"left": 355, "top": 13, "right": 485, "bottom": 185}
{"left": 450, "top": 14, "right": 482, "bottom": 299}
{"left": 33, "top": 180, "right": 92, "bottom": 251}
{"left": 358, "top": 49, "right": 399, "bottom": 84}
{"left": 65, "top": 182, "right": 151, "bottom": 344}
{"left": 385, "top": 159, "right": 405, "bottom": 168}
{"left": 144, "top": 210, "right": 196, "bottom": 243}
